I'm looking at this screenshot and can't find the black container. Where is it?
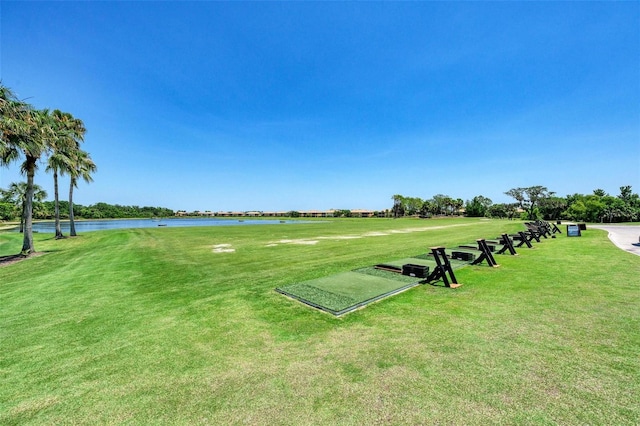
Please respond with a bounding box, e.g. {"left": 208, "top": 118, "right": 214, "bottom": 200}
{"left": 402, "top": 264, "right": 428, "bottom": 278}
{"left": 451, "top": 251, "right": 475, "bottom": 262}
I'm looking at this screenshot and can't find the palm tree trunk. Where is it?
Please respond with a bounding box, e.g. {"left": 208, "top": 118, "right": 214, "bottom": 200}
{"left": 53, "top": 170, "right": 64, "bottom": 239}
{"left": 20, "top": 200, "right": 25, "bottom": 233}
{"left": 21, "top": 159, "right": 36, "bottom": 255}
{"left": 69, "top": 177, "right": 77, "bottom": 237}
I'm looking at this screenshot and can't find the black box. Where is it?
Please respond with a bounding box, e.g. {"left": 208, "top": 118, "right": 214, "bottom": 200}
{"left": 451, "top": 251, "right": 475, "bottom": 262}
{"left": 402, "top": 264, "right": 429, "bottom": 278}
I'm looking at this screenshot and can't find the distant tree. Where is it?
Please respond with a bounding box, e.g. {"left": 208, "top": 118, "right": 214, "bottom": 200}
{"left": 331, "top": 209, "right": 352, "bottom": 218}
{"left": 391, "top": 194, "right": 405, "bottom": 218}
{"left": 487, "top": 203, "right": 519, "bottom": 219}
{"left": 601, "top": 196, "right": 627, "bottom": 223}
{"left": 453, "top": 198, "right": 464, "bottom": 215}
{"left": 68, "top": 149, "right": 95, "bottom": 236}
{"left": 564, "top": 194, "right": 605, "bottom": 222}
{"left": 538, "top": 196, "right": 567, "bottom": 221}
{"left": 616, "top": 186, "right": 639, "bottom": 221}
{"left": 431, "top": 194, "right": 450, "bottom": 215}
{"left": 46, "top": 110, "right": 83, "bottom": 238}
{"left": 564, "top": 195, "right": 587, "bottom": 222}
{"left": 40, "top": 200, "right": 69, "bottom": 220}
{"left": 487, "top": 203, "right": 507, "bottom": 219}
{"left": 420, "top": 199, "right": 435, "bottom": 217}
{"left": 2, "top": 182, "right": 47, "bottom": 233}
{"left": 505, "top": 186, "right": 551, "bottom": 220}
{"left": 0, "top": 202, "right": 13, "bottom": 220}
{"left": 618, "top": 185, "right": 633, "bottom": 202}
{"left": 465, "top": 195, "right": 492, "bottom": 217}
{"left": 404, "top": 197, "right": 423, "bottom": 216}
{"left": 562, "top": 190, "right": 640, "bottom": 223}
{"left": 593, "top": 188, "right": 607, "bottom": 197}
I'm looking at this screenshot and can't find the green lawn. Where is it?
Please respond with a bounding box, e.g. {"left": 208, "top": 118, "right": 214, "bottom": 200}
{"left": 1, "top": 218, "right": 638, "bottom": 424}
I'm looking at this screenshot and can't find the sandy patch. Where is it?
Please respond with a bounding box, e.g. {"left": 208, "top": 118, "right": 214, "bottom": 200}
{"left": 212, "top": 244, "right": 235, "bottom": 253}
{"left": 317, "top": 235, "right": 362, "bottom": 240}
{"left": 275, "top": 239, "right": 319, "bottom": 245}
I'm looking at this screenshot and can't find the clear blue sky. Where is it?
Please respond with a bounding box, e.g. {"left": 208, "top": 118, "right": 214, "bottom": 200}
{"left": 1, "top": 1, "right": 638, "bottom": 212}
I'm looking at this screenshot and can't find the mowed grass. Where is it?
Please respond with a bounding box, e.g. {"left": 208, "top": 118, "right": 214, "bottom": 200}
{"left": 1, "top": 218, "right": 638, "bottom": 424}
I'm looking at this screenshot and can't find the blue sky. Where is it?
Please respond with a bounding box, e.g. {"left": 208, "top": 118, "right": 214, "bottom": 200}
{"left": 1, "top": 1, "right": 638, "bottom": 212}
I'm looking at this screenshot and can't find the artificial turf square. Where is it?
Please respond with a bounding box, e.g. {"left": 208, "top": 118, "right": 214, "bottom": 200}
{"left": 277, "top": 271, "right": 420, "bottom": 315}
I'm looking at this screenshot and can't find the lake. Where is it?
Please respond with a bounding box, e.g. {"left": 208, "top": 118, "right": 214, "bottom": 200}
{"left": 15, "top": 218, "right": 309, "bottom": 233}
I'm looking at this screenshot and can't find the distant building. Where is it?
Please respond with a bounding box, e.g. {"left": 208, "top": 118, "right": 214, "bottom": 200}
{"left": 299, "top": 210, "right": 335, "bottom": 218}
{"left": 351, "top": 209, "right": 375, "bottom": 218}
{"left": 176, "top": 209, "right": 381, "bottom": 218}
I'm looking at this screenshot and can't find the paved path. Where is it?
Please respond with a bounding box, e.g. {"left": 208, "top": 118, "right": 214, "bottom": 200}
{"left": 590, "top": 225, "right": 640, "bottom": 257}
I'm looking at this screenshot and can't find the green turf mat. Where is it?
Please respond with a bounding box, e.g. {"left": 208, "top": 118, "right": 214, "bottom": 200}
{"left": 411, "top": 253, "right": 430, "bottom": 260}
{"left": 277, "top": 271, "right": 420, "bottom": 315}
{"left": 381, "top": 257, "right": 433, "bottom": 267}
{"left": 277, "top": 283, "right": 357, "bottom": 312}
{"left": 352, "top": 266, "right": 418, "bottom": 283}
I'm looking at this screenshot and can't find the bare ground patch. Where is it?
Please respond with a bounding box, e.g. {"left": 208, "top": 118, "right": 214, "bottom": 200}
{"left": 212, "top": 244, "right": 236, "bottom": 253}
{"left": 0, "top": 252, "right": 47, "bottom": 267}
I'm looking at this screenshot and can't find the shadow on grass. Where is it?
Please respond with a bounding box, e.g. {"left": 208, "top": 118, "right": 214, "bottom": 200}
{"left": 0, "top": 251, "right": 51, "bottom": 267}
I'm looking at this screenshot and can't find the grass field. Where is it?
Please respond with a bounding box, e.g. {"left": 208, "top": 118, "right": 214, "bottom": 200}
{"left": 1, "top": 218, "right": 639, "bottom": 424}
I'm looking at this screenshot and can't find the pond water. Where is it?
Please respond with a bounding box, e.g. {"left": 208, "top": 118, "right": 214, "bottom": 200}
{"left": 14, "top": 218, "right": 309, "bottom": 234}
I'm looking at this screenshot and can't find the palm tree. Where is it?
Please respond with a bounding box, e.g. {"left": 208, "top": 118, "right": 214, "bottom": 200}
{"left": 0, "top": 85, "right": 24, "bottom": 165}
{"left": 453, "top": 198, "right": 464, "bottom": 216}
{"left": 2, "top": 182, "right": 48, "bottom": 232}
{"left": 391, "top": 194, "right": 405, "bottom": 218}
{"left": 68, "top": 149, "right": 96, "bottom": 237}
{"left": 46, "top": 110, "right": 84, "bottom": 239}
{"left": 0, "top": 85, "right": 52, "bottom": 255}
{"left": 46, "top": 148, "right": 70, "bottom": 238}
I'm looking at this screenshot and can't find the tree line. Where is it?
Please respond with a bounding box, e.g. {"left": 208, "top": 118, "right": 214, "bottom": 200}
{"left": 1, "top": 84, "right": 96, "bottom": 255}
{"left": 392, "top": 185, "right": 640, "bottom": 223}
{"left": 0, "top": 191, "right": 174, "bottom": 223}
{"left": 392, "top": 194, "right": 465, "bottom": 218}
